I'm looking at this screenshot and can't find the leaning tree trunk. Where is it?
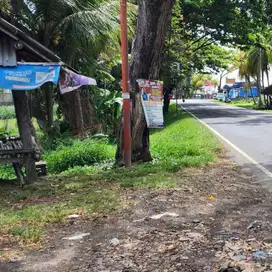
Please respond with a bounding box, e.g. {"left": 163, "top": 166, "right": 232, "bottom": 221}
{"left": 116, "top": 0, "right": 175, "bottom": 164}
{"left": 12, "top": 91, "right": 38, "bottom": 183}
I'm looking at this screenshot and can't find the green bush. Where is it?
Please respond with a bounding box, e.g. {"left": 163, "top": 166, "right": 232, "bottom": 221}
{"left": 0, "top": 164, "right": 16, "bottom": 180}
{"left": 46, "top": 139, "right": 115, "bottom": 174}
{"left": 0, "top": 106, "right": 16, "bottom": 120}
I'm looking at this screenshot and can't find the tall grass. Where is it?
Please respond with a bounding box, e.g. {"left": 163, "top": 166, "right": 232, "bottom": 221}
{"left": 46, "top": 139, "right": 115, "bottom": 173}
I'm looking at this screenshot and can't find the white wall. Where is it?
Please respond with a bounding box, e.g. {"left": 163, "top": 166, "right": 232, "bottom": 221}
{"left": 219, "top": 68, "right": 272, "bottom": 88}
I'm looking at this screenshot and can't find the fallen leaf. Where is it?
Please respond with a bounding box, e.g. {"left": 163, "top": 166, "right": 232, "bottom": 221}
{"left": 209, "top": 195, "right": 216, "bottom": 200}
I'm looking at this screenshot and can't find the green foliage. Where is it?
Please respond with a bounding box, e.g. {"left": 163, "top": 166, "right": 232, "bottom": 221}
{"left": 0, "top": 106, "right": 16, "bottom": 120}
{"left": 0, "top": 164, "right": 16, "bottom": 180}
{"left": 91, "top": 88, "right": 122, "bottom": 137}
{"left": 165, "top": 0, "right": 270, "bottom": 82}
{"left": 46, "top": 139, "right": 115, "bottom": 173}
{"left": 12, "top": 0, "right": 136, "bottom": 71}
{"left": 0, "top": 119, "right": 18, "bottom": 137}
{"left": 39, "top": 125, "right": 74, "bottom": 152}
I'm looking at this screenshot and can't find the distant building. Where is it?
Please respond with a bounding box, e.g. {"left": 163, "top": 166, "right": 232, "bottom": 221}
{"left": 220, "top": 68, "right": 272, "bottom": 89}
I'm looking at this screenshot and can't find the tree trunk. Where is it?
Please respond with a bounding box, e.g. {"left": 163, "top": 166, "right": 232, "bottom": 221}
{"left": 163, "top": 91, "right": 171, "bottom": 113}
{"left": 12, "top": 91, "right": 38, "bottom": 183}
{"left": 116, "top": 0, "right": 175, "bottom": 164}
{"left": 44, "top": 83, "right": 54, "bottom": 146}
{"left": 219, "top": 76, "right": 223, "bottom": 91}
{"left": 257, "top": 73, "right": 263, "bottom": 107}
{"left": 58, "top": 88, "right": 96, "bottom": 136}
{"left": 74, "top": 90, "right": 84, "bottom": 136}
{"left": 257, "top": 48, "right": 263, "bottom": 107}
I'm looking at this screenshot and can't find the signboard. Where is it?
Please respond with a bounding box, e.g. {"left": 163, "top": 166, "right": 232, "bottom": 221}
{"left": 59, "top": 68, "right": 97, "bottom": 94}
{"left": 0, "top": 63, "right": 61, "bottom": 90}
{"left": 137, "top": 79, "right": 164, "bottom": 128}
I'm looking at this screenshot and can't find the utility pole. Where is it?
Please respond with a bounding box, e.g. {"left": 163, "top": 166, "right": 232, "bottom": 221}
{"left": 120, "top": 0, "right": 131, "bottom": 167}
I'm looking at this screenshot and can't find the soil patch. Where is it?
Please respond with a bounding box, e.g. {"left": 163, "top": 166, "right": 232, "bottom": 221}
{"left": 1, "top": 159, "right": 272, "bottom": 272}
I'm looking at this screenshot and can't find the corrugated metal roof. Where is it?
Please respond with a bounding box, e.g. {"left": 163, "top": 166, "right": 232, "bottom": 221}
{"left": 0, "top": 16, "right": 61, "bottom": 64}
{"left": 0, "top": 16, "right": 79, "bottom": 73}
{"left": 0, "top": 33, "right": 17, "bottom": 67}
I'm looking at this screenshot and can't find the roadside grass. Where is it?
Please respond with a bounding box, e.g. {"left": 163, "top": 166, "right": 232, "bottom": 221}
{"left": 0, "top": 178, "right": 119, "bottom": 246}
{"left": 0, "top": 104, "right": 221, "bottom": 248}
{"left": 231, "top": 99, "right": 256, "bottom": 109}
{"left": 214, "top": 99, "right": 272, "bottom": 112}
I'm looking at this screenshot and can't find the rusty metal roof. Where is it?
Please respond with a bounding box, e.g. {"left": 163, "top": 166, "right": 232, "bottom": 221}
{"left": 0, "top": 16, "right": 62, "bottom": 66}
{"left": 0, "top": 33, "right": 17, "bottom": 67}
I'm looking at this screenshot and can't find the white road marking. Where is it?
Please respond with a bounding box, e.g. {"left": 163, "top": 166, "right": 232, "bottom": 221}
{"left": 180, "top": 105, "right": 272, "bottom": 179}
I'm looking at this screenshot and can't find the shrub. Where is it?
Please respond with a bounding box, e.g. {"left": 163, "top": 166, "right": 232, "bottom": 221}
{"left": 0, "top": 164, "right": 16, "bottom": 180}
{"left": 46, "top": 139, "right": 115, "bottom": 173}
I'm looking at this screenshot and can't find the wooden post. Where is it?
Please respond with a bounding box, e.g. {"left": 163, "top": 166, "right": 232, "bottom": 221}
{"left": 12, "top": 90, "right": 38, "bottom": 183}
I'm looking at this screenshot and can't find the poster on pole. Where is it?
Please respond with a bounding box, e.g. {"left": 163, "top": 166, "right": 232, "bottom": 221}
{"left": 59, "top": 68, "right": 97, "bottom": 94}
{"left": 0, "top": 63, "right": 61, "bottom": 90}
{"left": 137, "top": 79, "right": 164, "bottom": 128}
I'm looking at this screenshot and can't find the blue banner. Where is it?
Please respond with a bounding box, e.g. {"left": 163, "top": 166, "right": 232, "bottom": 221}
{"left": 0, "top": 63, "right": 61, "bottom": 90}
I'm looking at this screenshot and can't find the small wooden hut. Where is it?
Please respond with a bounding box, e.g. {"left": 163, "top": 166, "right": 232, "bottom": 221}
{"left": 0, "top": 16, "right": 61, "bottom": 184}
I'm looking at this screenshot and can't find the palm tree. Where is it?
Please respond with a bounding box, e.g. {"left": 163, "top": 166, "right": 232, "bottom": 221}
{"left": 11, "top": 0, "right": 135, "bottom": 140}
{"left": 239, "top": 44, "right": 272, "bottom": 107}
{"left": 238, "top": 53, "right": 256, "bottom": 103}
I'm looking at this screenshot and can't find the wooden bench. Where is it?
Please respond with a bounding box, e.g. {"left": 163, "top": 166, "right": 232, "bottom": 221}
{"left": 0, "top": 136, "right": 46, "bottom": 185}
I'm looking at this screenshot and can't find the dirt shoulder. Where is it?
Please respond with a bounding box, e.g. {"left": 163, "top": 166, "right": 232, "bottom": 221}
{"left": 1, "top": 158, "right": 272, "bottom": 272}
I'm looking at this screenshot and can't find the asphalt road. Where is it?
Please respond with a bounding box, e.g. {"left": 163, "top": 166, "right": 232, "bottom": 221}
{"left": 180, "top": 99, "right": 272, "bottom": 175}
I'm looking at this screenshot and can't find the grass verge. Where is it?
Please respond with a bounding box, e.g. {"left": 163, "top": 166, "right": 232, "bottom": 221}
{"left": 0, "top": 104, "right": 221, "bottom": 249}
{"left": 214, "top": 99, "right": 272, "bottom": 112}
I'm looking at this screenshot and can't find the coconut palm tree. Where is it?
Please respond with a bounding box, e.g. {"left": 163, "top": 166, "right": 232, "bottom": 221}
{"left": 239, "top": 43, "right": 272, "bottom": 107}
{"left": 9, "top": 0, "right": 135, "bottom": 141}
